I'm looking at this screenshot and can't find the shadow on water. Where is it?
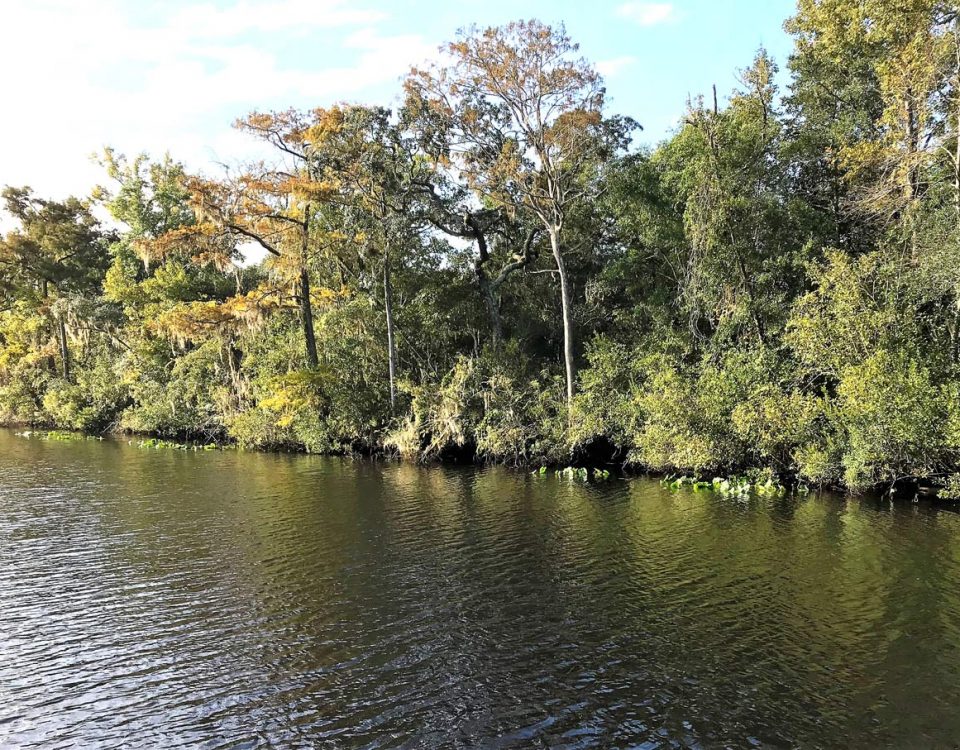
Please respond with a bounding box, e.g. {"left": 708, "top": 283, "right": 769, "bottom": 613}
{"left": 2, "top": 429, "right": 960, "bottom": 748}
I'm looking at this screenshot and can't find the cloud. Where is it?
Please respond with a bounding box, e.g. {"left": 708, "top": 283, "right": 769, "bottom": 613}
{"left": 166, "top": 0, "right": 386, "bottom": 39}
{"left": 615, "top": 2, "right": 676, "bottom": 27}
{"left": 0, "top": 0, "right": 433, "bottom": 207}
{"left": 596, "top": 56, "right": 637, "bottom": 77}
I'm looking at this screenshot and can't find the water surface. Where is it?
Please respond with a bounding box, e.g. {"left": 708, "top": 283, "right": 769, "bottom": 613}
{"left": 2, "top": 430, "right": 959, "bottom": 748}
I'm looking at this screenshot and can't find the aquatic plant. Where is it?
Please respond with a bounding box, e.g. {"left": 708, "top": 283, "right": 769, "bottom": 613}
{"left": 133, "top": 438, "right": 220, "bottom": 451}
{"left": 16, "top": 430, "right": 102, "bottom": 442}
{"left": 662, "top": 472, "right": 792, "bottom": 498}
{"left": 537, "top": 466, "right": 612, "bottom": 482}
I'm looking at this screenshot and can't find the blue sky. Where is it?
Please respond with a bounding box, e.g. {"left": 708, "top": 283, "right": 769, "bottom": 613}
{"left": 1, "top": 0, "right": 798, "bottom": 204}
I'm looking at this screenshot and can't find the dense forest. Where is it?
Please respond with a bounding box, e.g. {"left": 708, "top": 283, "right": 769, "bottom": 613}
{"left": 2, "top": 1, "right": 960, "bottom": 493}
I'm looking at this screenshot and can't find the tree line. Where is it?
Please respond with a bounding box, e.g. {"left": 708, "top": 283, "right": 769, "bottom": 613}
{"left": 3, "top": 2, "right": 960, "bottom": 493}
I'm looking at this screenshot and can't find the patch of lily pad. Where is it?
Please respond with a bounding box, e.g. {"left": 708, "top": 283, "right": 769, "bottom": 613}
{"left": 661, "top": 473, "right": 810, "bottom": 498}
{"left": 532, "top": 465, "right": 613, "bottom": 482}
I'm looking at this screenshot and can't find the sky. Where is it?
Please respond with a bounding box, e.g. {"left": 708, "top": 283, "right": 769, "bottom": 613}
{"left": 0, "top": 0, "right": 798, "bottom": 208}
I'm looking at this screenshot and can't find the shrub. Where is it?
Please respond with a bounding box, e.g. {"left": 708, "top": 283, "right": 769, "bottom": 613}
{"left": 122, "top": 339, "right": 230, "bottom": 439}
{"left": 836, "top": 350, "right": 949, "bottom": 489}
{"left": 632, "top": 349, "right": 783, "bottom": 474}
{"left": 571, "top": 336, "right": 647, "bottom": 450}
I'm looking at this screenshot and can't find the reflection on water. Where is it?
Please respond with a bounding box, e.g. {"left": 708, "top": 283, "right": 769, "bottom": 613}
{"left": 1, "top": 430, "right": 959, "bottom": 748}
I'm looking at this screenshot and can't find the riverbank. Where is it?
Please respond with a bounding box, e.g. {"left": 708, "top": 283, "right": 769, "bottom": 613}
{"left": 7, "top": 424, "right": 949, "bottom": 502}
{"left": 3, "top": 427, "right": 960, "bottom": 748}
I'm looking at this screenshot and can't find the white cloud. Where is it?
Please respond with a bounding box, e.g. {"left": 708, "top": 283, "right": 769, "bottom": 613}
{"left": 166, "top": 0, "right": 386, "bottom": 38}
{"left": 596, "top": 55, "right": 637, "bottom": 77}
{"left": 0, "top": 0, "right": 433, "bottom": 210}
{"left": 616, "top": 2, "right": 676, "bottom": 27}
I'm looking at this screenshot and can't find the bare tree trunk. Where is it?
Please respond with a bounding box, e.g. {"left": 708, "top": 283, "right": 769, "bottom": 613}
{"left": 466, "top": 213, "right": 508, "bottom": 349}
{"left": 298, "top": 211, "right": 319, "bottom": 369}
{"left": 225, "top": 339, "right": 244, "bottom": 407}
{"left": 383, "top": 249, "right": 397, "bottom": 411}
{"left": 476, "top": 268, "right": 503, "bottom": 348}
{"left": 298, "top": 266, "right": 319, "bottom": 368}
{"left": 954, "top": 85, "right": 960, "bottom": 220}
{"left": 953, "top": 19, "right": 960, "bottom": 221}
{"left": 57, "top": 316, "right": 70, "bottom": 381}
{"left": 549, "top": 228, "right": 575, "bottom": 410}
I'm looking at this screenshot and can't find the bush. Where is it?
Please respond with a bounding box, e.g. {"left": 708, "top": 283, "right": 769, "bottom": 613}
{"left": 835, "top": 350, "right": 950, "bottom": 489}
{"left": 731, "top": 387, "right": 825, "bottom": 471}
{"left": 386, "top": 355, "right": 480, "bottom": 460}
{"left": 229, "top": 300, "right": 392, "bottom": 453}
{"left": 41, "top": 351, "right": 128, "bottom": 432}
{"left": 385, "top": 343, "right": 569, "bottom": 466}
{"left": 632, "top": 349, "right": 783, "bottom": 474}
{"left": 122, "top": 339, "right": 231, "bottom": 439}
{"left": 571, "top": 336, "right": 647, "bottom": 450}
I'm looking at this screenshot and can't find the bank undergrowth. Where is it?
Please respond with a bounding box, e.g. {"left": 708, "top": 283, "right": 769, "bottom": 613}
{"left": 4, "top": 4, "right": 960, "bottom": 497}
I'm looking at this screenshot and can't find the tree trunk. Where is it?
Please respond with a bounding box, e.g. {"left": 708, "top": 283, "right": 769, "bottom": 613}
{"left": 298, "top": 210, "right": 319, "bottom": 369}
{"left": 383, "top": 249, "right": 398, "bottom": 411}
{"left": 476, "top": 267, "right": 503, "bottom": 349}
{"left": 549, "top": 228, "right": 575, "bottom": 410}
{"left": 954, "top": 83, "right": 960, "bottom": 219}
{"left": 955, "top": 41, "right": 960, "bottom": 220}
{"left": 57, "top": 316, "right": 71, "bottom": 381}
{"left": 40, "top": 279, "right": 55, "bottom": 373}
{"left": 225, "top": 340, "right": 243, "bottom": 406}
{"left": 951, "top": 308, "right": 960, "bottom": 365}
{"left": 467, "top": 214, "right": 505, "bottom": 349}
{"left": 298, "top": 266, "right": 319, "bottom": 368}
{"left": 950, "top": 18, "right": 960, "bottom": 221}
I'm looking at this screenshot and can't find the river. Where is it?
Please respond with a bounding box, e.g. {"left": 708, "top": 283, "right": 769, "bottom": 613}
{"left": 1, "top": 429, "right": 959, "bottom": 748}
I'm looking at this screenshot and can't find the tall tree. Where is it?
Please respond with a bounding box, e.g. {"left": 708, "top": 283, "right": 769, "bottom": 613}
{"left": 303, "top": 105, "right": 422, "bottom": 410}
{"left": 401, "top": 176, "right": 539, "bottom": 349}
{"left": 671, "top": 52, "right": 797, "bottom": 348}
{"left": 0, "top": 187, "right": 109, "bottom": 379}
{"left": 788, "top": 0, "right": 960, "bottom": 235}
{"left": 405, "top": 20, "right": 633, "bottom": 410}
{"left": 167, "top": 110, "right": 338, "bottom": 369}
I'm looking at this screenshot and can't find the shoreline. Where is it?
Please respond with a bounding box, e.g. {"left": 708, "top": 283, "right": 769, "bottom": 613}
{"left": 4, "top": 423, "right": 947, "bottom": 503}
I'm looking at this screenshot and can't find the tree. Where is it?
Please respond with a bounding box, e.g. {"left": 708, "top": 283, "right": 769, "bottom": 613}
{"left": 405, "top": 20, "right": 633, "bottom": 410}
{"left": 644, "top": 52, "right": 815, "bottom": 352}
{"left": 783, "top": 2, "right": 885, "bottom": 253}
{"left": 168, "top": 110, "right": 340, "bottom": 369}
{"left": 302, "top": 105, "right": 421, "bottom": 410}
{"left": 0, "top": 187, "right": 109, "bottom": 380}
{"left": 788, "top": 0, "right": 960, "bottom": 235}
{"left": 407, "top": 177, "right": 541, "bottom": 349}
{"left": 787, "top": 0, "right": 960, "bottom": 359}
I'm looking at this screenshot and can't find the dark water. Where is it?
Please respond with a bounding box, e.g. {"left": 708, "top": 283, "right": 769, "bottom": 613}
{"left": 2, "top": 432, "right": 960, "bottom": 749}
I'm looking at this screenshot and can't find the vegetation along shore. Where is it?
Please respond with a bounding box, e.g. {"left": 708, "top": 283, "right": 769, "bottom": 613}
{"left": 3, "top": 2, "right": 960, "bottom": 497}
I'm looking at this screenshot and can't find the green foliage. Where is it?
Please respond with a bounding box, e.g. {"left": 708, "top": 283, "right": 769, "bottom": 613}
{"left": 15, "top": 430, "right": 101, "bottom": 442}
{"left": 937, "top": 474, "right": 960, "bottom": 500}
{"left": 731, "top": 388, "right": 826, "bottom": 471}
{"left": 784, "top": 248, "right": 960, "bottom": 488}
{"left": 571, "top": 337, "right": 646, "bottom": 448}
{"left": 41, "top": 355, "right": 127, "bottom": 432}
{"left": 631, "top": 350, "right": 783, "bottom": 473}
{"left": 387, "top": 344, "right": 569, "bottom": 465}
{"left": 836, "top": 350, "right": 951, "bottom": 489}
{"left": 661, "top": 471, "right": 790, "bottom": 498}
{"left": 787, "top": 250, "right": 912, "bottom": 377}
{"left": 2, "top": 12, "right": 960, "bottom": 496}
{"left": 134, "top": 437, "right": 221, "bottom": 451}
{"left": 229, "top": 300, "right": 391, "bottom": 453}
{"left": 550, "top": 466, "right": 612, "bottom": 482}
{"left": 121, "top": 339, "right": 230, "bottom": 440}
{"left": 387, "top": 355, "right": 480, "bottom": 460}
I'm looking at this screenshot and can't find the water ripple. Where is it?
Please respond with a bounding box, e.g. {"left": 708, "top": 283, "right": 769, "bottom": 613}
{"left": 2, "top": 432, "right": 960, "bottom": 747}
